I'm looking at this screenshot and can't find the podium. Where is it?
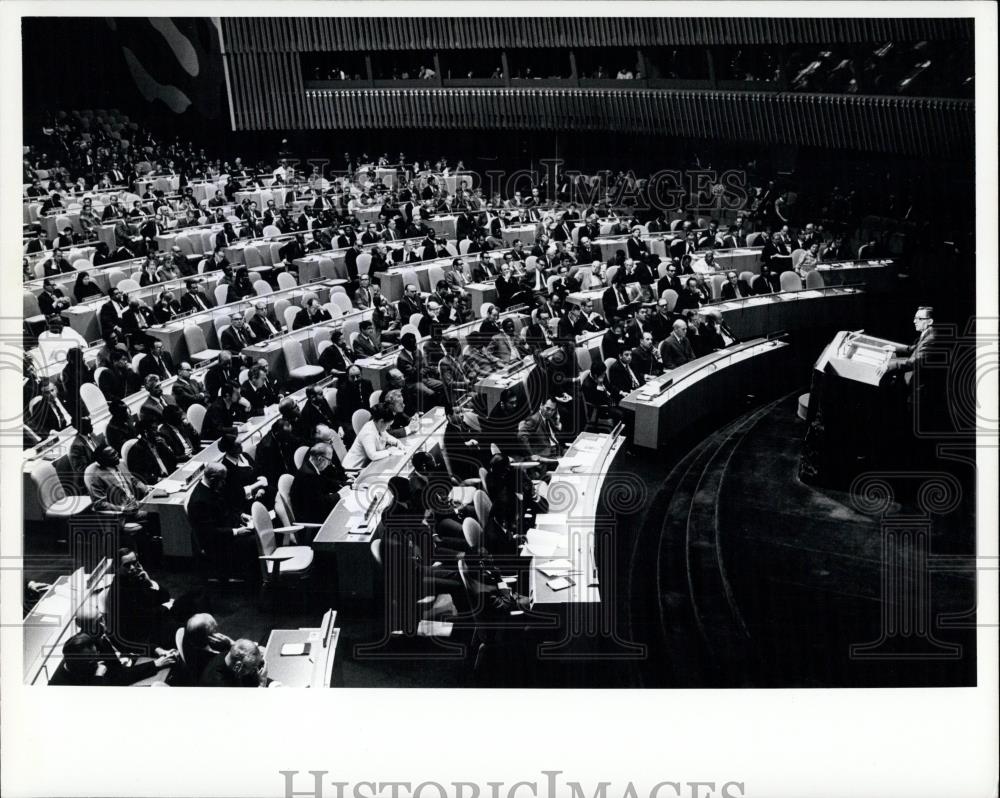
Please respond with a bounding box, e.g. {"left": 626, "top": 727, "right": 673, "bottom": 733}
{"left": 801, "top": 330, "right": 907, "bottom": 486}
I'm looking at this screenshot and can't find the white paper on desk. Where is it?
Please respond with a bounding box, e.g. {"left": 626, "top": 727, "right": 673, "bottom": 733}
{"left": 522, "top": 543, "right": 557, "bottom": 558}
{"left": 33, "top": 594, "right": 71, "bottom": 617}
{"left": 536, "top": 558, "right": 575, "bottom": 576}
{"left": 157, "top": 480, "right": 185, "bottom": 494}
{"left": 574, "top": 438, "right": 602, "bottom": 453}
{"left": 533, "top": 513, "right": 569, "bottom": 531}
{"left": 526, "top": 529, "right": 567, "bottom": 551}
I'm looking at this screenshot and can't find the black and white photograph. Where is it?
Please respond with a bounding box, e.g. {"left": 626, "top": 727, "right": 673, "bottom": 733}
{"left": 1, "top": 3, "right": 996, "bottom": 797}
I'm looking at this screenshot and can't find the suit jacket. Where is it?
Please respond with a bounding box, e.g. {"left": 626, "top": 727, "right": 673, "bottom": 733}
{"left": 602, "top": 285, "right": 633, "bottom": 321}
{"left": 201, "top": 398, "right": 239, "bottom": 440}
{"left": 397, "top": 295, "right": 424, "bottom": 322}
{"left": 660, "top": 333, "right": 696, "bottom": 370}
{"left": 122, "top": 305, "right": 155, "bottom": 337}
{"left": 172, "top": 376, "right": 208, "bottom": 411}
{"left": 526, "top": 321, "right": 555, "bottom": 350}
{"left": 488, "top": 331, "right": 525, "bottom": 363}
{"left": 204, "top": 361, "right": 242, "bottom": 399}
{"left": 516, "top": 411, "right": 562, "bottom": 460}
{"left": 248, "top": 313, "right": 281, "bottom": 340}
{"left": 180, "top": 290, "right": 213, "bottom": 313}
{"left": 138, "top": 394, "right": 174, "bottom": 425}
{"left": 28, "top": 396, "right": 74, "bottom": 435}
{"left": 152, "top": 300, "right": 183, "bottom": 324}
{"left": 137, "top": 352, "right": 174, "bottom": 380}
{"left": 188, "top": 481, "right": 244, "bottom": 557}
{"left": 98, "top": 367, "right": 137, "bottom": 402}
{"left": 299, "top": 398, "right": 339, "bottom": 436}
{"left": 240, "top": 380, "right": 278, "bottom": 415}
{"left": 253, "top": 429, "right": 298, "bottom": 487}
{"left": 293, "top": 307, "right": 331, "bottom": 330}
{"left": 629, "top": 345, "right": 661, "bottom": 380}
{"left": 126, "top": 437, "right": 177, "bottom": 484}
{"left": 289, "top": 460, "right": 347, "bottom": 523}
{"left": 626, "top": 237, "right": 649, "bottom": 261}
{"left": 37, "top": 289, "right": 70, "bottom": 317}
{"left": 353, "top": 333, "right": 380, "bottom": 358}
{"left": 335, "top": 376, "right": 374, "bottom": 427}
{"left": 608, "top": 359, "right": 643, "bottom": 400}
{"left": 220, "top": 325, "right": 253, "bottom": 354}
{"left": 721, "top": 281, "right": 752, "bottom": 300}
{"left": 318, "top": 342, "right": 353, "bottom": 374}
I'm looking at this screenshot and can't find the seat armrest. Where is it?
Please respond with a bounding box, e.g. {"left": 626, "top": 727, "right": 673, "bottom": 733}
{"left": 271, "top": 524, "right": 303, "bottom": 534}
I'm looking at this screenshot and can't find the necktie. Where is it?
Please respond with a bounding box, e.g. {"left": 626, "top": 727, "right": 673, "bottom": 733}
{"left": 628, "top": 366, "right": 639, "bottom": 389}
{"left": 52, "top": 400, "right": 69, "bottom": 429}
{"left": 194, "top": 294, "right": 206, "bottom": 310}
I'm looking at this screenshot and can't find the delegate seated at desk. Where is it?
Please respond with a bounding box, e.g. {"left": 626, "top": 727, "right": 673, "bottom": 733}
{"left": 517, "top": 397, "right": 564, "bottom": 467}
{"left": 187, "top": 463, "right": 258, "bottom": 581}
{"left": 289, "top": 442, "right": 350, "bottom": 523}
{"left": 659, "top": 319, "right": 696, "bottom": 370}
{"left": 342, "top": 403, "right": 403, "bottom": 469}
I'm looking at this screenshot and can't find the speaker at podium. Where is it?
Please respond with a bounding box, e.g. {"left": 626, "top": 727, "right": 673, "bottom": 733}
{"left": 800, "top": 330, "right": 908, "bottom": 487}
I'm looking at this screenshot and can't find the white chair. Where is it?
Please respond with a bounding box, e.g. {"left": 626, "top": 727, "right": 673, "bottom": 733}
{"left": 277, "top": 272, "right": 297, "bottom": 291}
{"left": 79, "top": 383, "right": 109, "bottom": 418}
{"left": 739, "top": 270, "right": 755, "bottom": 286}
{"left": 462, "top": 517, "right": 484, "bottom": 551}
{"left": 253, "top": 280, "right": 272, "bottom": 296}
{"left": 356, "top": 253, "right": 372, "bottom": 275}
{"left": 105, "top": 268, "right": 127, "bottom": 289}
{"left": 351, "top": 409, "right": 371, "bottom": 435}
{"left": 282, "top": 338, "right": 324, "bottom": 382}
{"left": 779, "top": 272, "right": 803, "bottom": 292}
{"left": 269, "top": 242, "right": 284, "bottom": 266}
{"left": 213, "top": 285, "right": 230, "bottom": 306}
{"left": 73, "top": 258, "right": 93, "bottom": 271}
{"left": 660, "top": 288, "right": 679, "bottom": 311}
{"left": 274, "top": 298, "right": 290, "bottom": 328}
{"left": 186, "top": 403, "right": 207, "bottom": 436}
{"left": 472, "top": 489, "right": 492, "bottom": 529}
{"left": 709, "top": 274, "right": 726, "bottom": 300}
{"left": 28, "top": 461, "right": 92, "bottom": 520}
{"left": 428, "top": 264, "right": 447, "bottom": 286}
{"left": 746, "top": 232, "right": 764, "bottom": 247}
{"left": 250, "top": 501, "right": 313, "bottom": 588}
{"left": 368, "top": 389, "right": 383, "bottom": 408}
{"left": 130, "top": 353, "right": 145, "bottom": 371}
{"left": 331, "top": 293, "right": 354, "bottom": 313}
{"left": 262, "top": 225, "right": 282, "bottom": 238}
{"left": 275, "top": 473, "right": 323, "bottom": 534}
{"left": 283, "top": 305, "right": 300, "bottom": 331}
{"left": 316, "top": 340, "right": 333, "bottom": 357}
{"left": 244, "top": 247, "right": 264, "bottom": 270}
{"left": 183, "top": 325, "right": 221, "bottom": 363}
{"left": 804, "top": 270, "right": 825, "bottom": 289}
{"left": 323, "top": 387, "right": 337, "bottom": 413}
{"left": 119, "top": 439, "right": 138, "bottom": 477}
{"left": 293, "top": 445, "right": 308, "bottom": 470}
{"left": 401, "top": 323, "right": 420, "bottom": 338}
{"left": 458, "top": 239, "right": 472, "bottom": 255}
{"left": 117, "top": 278, "right": 140, "bottom": 294}
{"left": 479, "top": 302, "right": 495, "bottom": 320}
{"left": 576, "top": 347, "right": 592, "bottom": 373}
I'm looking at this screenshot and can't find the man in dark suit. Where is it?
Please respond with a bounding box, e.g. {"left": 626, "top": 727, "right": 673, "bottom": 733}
{"left": 204, "top": 350, "right": 243, "bottom": 399}
{"left": 494, "top": 264, "right": 532, "bottom": 310}
{"left": 335, "top": 366, "right": 374, "bottom": 439}
{"left": 292, "top": 298, "right": 331, "bottom": 330}
{"left": 179, "top": 278, "right": 213, "bottom": 313}
{"left": 240, "top": 364, "right": 278, "bottom": 416}
{"left": 352, "top": 320, "right": 381, "bottom": 358}
{"left": 608, "top": 348, "right": 644, "bottom": 402}
{"left": 27, "top": 379, "right": 74, "bottom": 436}
{"left": 138, "top": 374, "right": 175, "bottom": 425}
{"left": 318, "top": 329, "right": 353, "bottom": 376}
{"left": 602, "top": 277, "right": 634, "bottom": 321}
{"left": 299, "top": 385, "right": 339, "bottom": 437}
{"left": 720, "top": 270, "right": 752, "bottom": 300}
{"left": 659, "top": 319, "right": 696, "bottom": 370}
{"left": 187, "top": 463, "right": 256, "bottom": 579}
{"left": 396, "top": 283, "right": 425, "bottom": 322}
{"left": 172, "top": 361, "right": 209, "bottom": 410}
{"left": 42, "top": 247, "right": 74, "bottom": 276}
{"left": 244, "top": 302, "right": 279, "bottom": 340}
{"left": 201, "top": 382, "right": 244, "bottom": 440}
{"left": 220, "top": 313, "right": 255, "bottom": 354}
{"left": 97, "top": 348, "right": 139, "bottom": 402}
{"left": 122, "top": 298, "right": 156, "bottom": 349}
{"left": 253, "top": 417, "right": 299, "bottom": 488}
{"left": 137, "top": 340, "right": 174, "bottom": 380}
{"left": 343, "top": 241, "right": 364, "bottom": 282}
{"left": 626, "top": 228, "right": 649, "bottom": 261}
{"left": 126, "top": 421, "right": 178, "bottom": 485}
{"left": 37, "top": 279, "right": 72, "bottom": 319}
{"left": 516, "top": 398, "right": 564, "bottom": 467}
{"left": 289, "top": 443, "right": 349, "bottom": 523}
{"left": 600, "top": 318, "right": 629, "bottom": 361}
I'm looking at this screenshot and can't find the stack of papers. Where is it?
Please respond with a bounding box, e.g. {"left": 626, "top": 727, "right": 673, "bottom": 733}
{"left": 523, "top": 528, "right": 568, "bottom": 558}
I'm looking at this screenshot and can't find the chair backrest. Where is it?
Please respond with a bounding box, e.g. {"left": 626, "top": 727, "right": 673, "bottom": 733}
{"left": 479, "top": 301, "right": 495, "bottom": 320}
{"left": 368, "top": 389, "right": 383, "bottom": 409}
{"left": 250, "top": 501, "right": 277, "bottom": 562}
{"left": 661, "top": 288, "right": 679, "bottom": 311}
{"left": 282, "top": 338, "right": 309, "bottom": 370}
{"left": 356, "top": 253, "right": 372, "bottom": 274}
{"left": 33, "top": 262, "right": 46, "bottom": 280}
{"left": 186, "top": 403, "right": 207, "bottom": 435}
{"left": 119, "top": 439, "right": 138, "bottom": 476}
{"left": 738, "top": 270, "right": 755, "bottom": 285}
{"left": 174, "top": 628, "right": 186, "bottom": 664}
{"left": 605, "top": 265, "right": 620, "bottom": 285}
{"left": 790, "top": 249, "right": 807, "bottom": 269}
{"left": 370, "top": 538, "right": 382, "bottom": 566}
{"left": 262, "top": 225, "right": 282, "bottom": 238}
{"left": 804, "top": 269, "right": 825, "bottom": 289}
{"left": 318, "top": 257, "right": 337, "bottom": 280}
{"left": 746, "top": 232, "right": 764, "bottom": 247}
{"left": 253, "top": 279, "right": 272, "bottom": 296}
{"left": 106, "top": 268, "right": 127, "bottom": 289}
{"left": 329, "top": 293, "right": 352, "bottom": 313}
{"left": 79, "top": 383, "right": 109, "bottom": 418}
{"left": 117, "top": 278, "right": 140, "bottom": 294}
{"left": 183, "top": 324, "right": 210, "bottom": 355}
{"left": 458, "top": 239, "right": 471, "bottom": 255}
{"left": 709, "top": 274, "right": 726, "bottom": 300}
{"left": 316, "top": 339, "right": 333, "bottom": 356}
{"left": 269, "top": 242, "right": 284, "bottom": 264}
{"left": 73, "top": 258, "right": 93, "bottom": 271}
{"left": 277, "top": 272, "right": 297, "bottom": 291}
{"left": 273, "top": 298, "right": 290, "bottom": 326}
{"left": 351, "top": 408, "right": 371, "bottom": 434}
{"left": 244, "top": 246, "right": 263, "bottom": 269}
{"left": 576, "top": 347, "right": 592, "bottom": 373}
{"left": 324, "top": 302, "right": 342, "bottom": 318}
{"left": 283, "top": 305, "right": 300, "bottom": 330}
{"left": 779, "top": 271, "right": 803, "bottom": 292}
{"left": 462, "top": 517, "right": 484, "bottom": 551}
{"left": 275, "top": 473, "right": 296, "bottom": 526}
{"left": 408, "top": 311, "right": 424, "bottom": 326}
{"left": 427, "top": 264, "right": 447, "bottom": 286}
{"left": 401, "top": 323, "right": 420, "bottom": 338}
{"left": 293, "top": 445, "right": 308, "bottom": 470}
{"left": 323, "top": 387, "right": 337, "bottom": 413}
{"left": 473, "top": 489, "right": 492, "bottom": 528}
{"left": 23, "top": 291, "right": 41, "bottom": 318}
{"left": 130, "top": 353, "right": 145, "bottom": 371}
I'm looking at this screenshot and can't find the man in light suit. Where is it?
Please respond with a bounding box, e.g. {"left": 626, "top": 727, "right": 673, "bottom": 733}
{"left": 887, "top": 306, "right": 937, "bottom": 384}
{"left": 516, "top": 398, "right": 563, "bottom": 467}
{"left": 487, "top": 318, "right": 527, "bottom": 364}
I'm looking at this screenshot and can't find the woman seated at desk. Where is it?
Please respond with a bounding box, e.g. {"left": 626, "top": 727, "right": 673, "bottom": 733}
{"left": 73, "top": 271, "right": 103, "bottom": 303}
{"left": 219, "top": 434, "right": 270, "bottom": 511}
{"left": 342, "top": 402, "right": 403, "bottom": 470}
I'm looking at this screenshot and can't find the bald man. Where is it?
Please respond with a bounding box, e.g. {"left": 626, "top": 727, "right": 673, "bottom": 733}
{"left": 199, "top": 638, "right": 278, "bottom": 687}
{"left": 659, "top": 319, "right": 696, "bottom": 370}
{"left": 289, "top": 442, "right": 349, "bottom": 524}
{"left": 174, "top": 613, "right": 232, "bottom": 686}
